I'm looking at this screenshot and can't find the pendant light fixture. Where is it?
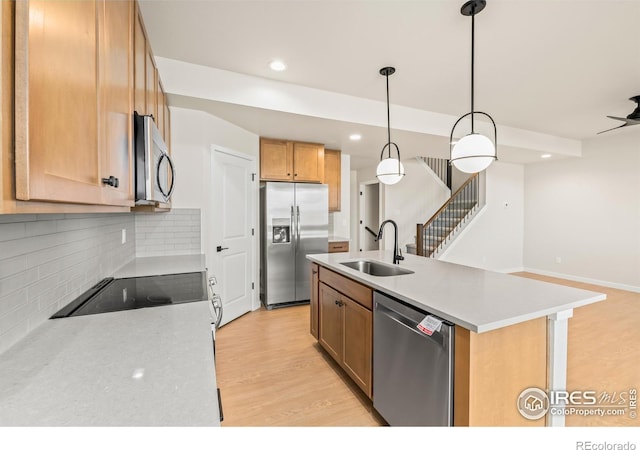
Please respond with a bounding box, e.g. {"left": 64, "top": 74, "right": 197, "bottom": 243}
{"left": 376, "top": 66, "right": 405, "bottom": 185}
{"left": 450, "top": 0, "right": 497, "bottom": 174}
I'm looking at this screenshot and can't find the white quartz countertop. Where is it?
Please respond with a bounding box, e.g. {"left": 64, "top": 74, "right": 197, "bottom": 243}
{"left": 328, "top": 236, "right": 349, "bottom": 243}
{"left": 308, "top": 250, "right": 606, "bottom": 333}
{"left": 0, "top": 254, "right": 220, "bottom": 426}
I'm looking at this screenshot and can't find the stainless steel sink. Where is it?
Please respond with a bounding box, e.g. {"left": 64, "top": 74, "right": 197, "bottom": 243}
{"left": 340, "top": 260, "right": 414, "bottom": 277}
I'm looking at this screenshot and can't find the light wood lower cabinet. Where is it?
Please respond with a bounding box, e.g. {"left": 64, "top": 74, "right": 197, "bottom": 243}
{"left": 316, "top": 267, "right": 373, "bottom": 399}
{"left": 328, "top": 241, "right": 349, "bottom": 253}
{"left": 310, "top": 263, "right": 319, "bottom": 339}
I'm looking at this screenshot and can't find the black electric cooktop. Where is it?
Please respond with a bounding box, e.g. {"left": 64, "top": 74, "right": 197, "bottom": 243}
{"left": 51, "top": 272, "right": 208, "bottom": 318}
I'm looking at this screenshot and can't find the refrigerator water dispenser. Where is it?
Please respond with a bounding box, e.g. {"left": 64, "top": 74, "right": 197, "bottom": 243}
{"left": 272, "top": 219, "right": 290, "bottom": 244}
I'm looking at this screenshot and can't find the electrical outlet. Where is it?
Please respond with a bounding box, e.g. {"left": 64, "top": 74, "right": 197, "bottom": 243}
{"left": 555, "top": 256, "right": 562, "bottom": 264}
{"left": 121, "top": 229, "right": 127, "bottom": 244}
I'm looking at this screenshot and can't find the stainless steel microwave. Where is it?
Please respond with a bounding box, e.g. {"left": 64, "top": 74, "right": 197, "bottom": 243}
{"left": 134, "top": 112, "right": 175, "bottom": 206}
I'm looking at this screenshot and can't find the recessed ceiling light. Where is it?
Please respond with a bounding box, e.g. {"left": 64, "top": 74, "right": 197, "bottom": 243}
{"left": 541, "top": 154, "right": 552, "bottom": 159}
{"left": 269, "top": 60, "right": 286, "bottom": 72}
{"left": 349, "top": 134, "right": 361, "bottom": 141}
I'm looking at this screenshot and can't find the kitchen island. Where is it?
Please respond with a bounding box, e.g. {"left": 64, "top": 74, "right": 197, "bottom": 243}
{"left": 0, "top": 255, "right": 220, "bottom": 426}
{"left": 307, "top": 250, "right": 606, "bottom": 427}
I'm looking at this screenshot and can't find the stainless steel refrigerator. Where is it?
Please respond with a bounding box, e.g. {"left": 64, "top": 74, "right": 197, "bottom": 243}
{"left": 260, "top": 182, "right": 328, "bottom": 309}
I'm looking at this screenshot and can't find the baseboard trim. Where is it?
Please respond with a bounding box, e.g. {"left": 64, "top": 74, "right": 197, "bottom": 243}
{"left": 522, "top": 267, "right": 640, "bottom": 293}
{"left": 500, "top": 267, "right": 525, "bottom": 274}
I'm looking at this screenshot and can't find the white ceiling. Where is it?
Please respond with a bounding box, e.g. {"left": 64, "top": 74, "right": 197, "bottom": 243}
{"left": 138, "top": 0, "right": 640, "bottom": 168}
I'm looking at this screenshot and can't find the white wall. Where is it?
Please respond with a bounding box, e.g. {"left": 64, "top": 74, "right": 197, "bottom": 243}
{"left": 349, "top": 170, "right": 358, "bottom": 248}
{"left": 356, "top": 159, "right": 450, "bottom": 253}
{"left": 440, "top": 162, "right": 525, "bottom": 273}
{"left": 169, "top": 106, "right": 260, "bottom": 306}
{"left": 523, "top": 131, "right": 640, "bottom": 290}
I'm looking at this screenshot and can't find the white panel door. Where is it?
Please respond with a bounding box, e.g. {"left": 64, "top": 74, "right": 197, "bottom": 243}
{"left": 212, "top": 148, "right": 256, "bottom": 326}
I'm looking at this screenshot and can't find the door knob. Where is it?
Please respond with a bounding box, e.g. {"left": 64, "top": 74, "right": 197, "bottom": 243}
{"left": 216, "top": 246, "right": 229, "bottom": 252}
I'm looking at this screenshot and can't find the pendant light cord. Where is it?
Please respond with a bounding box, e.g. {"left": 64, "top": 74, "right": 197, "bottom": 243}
{"left": 386, "top": 72, "right": 391, "bottom": 158}
{"left": 470, "top": 7, "right": 475, "bottom": 134}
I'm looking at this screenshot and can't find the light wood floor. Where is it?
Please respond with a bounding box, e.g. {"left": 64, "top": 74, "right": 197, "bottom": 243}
{"left": 512, "top": 273, "right": 639, "bottom": 427}
{"left": 215, "top": 303, "right": 385, "bottom": 426}
{"left": 216, "top": 274, "right": 639, "bottom": 427}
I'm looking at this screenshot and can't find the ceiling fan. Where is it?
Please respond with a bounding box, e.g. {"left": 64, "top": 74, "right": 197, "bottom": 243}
{"left": 597, "top": 95, "right": 640, "bottom": 134}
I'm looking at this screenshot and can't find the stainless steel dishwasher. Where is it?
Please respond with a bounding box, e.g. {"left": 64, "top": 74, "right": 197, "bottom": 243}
{"left": 373, "top": 291, "right": 454, "bottom": 426}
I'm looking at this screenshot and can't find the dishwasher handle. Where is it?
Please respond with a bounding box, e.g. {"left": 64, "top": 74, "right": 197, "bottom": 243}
{"left": 375, "top": 299, "right": 450, "bottom": 349}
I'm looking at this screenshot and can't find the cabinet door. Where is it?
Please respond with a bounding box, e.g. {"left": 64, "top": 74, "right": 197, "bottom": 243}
{"left": 163, "top": 101, "right": 171, "bottom": 152}
{"left": 260, "top": 138, "right": 292, "bottom": 181}
{"left": 98, "top": 0, "right": 133, "bottom": 207}
{"left": 324, "top": 149, "right": 341, "bottom": 211}
{"left": 145, "top": 46, "right": 157, "bottom": 121}
{"left": 156, "top": 78, "right": 165, "bottom": 138}
{"left": 342, "top": 296, "right": 372, "bottom": 398}
{"left": 292, "top": 142, "right": 324, "bottom": 182}
{"left": 310, "top": 263, "right": 319, "bottom": 339}
{"left": 15, "top": 0, "right": 102, "bottom": 204}
{"left": 133, "top": 5, "right": 146, "bottom": 115}
{"left": 318, "top": 282, "right": 343, "bottom": 363}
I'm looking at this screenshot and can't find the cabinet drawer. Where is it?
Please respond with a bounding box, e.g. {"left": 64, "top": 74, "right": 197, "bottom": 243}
{"left": 319, "top": 266, "right": 372, "bottom": 310}
{"left": 328, "top": 241, "right": 349, "bottom": 253}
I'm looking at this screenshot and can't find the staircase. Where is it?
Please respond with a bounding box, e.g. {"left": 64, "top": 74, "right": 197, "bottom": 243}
{"left": 412, "top": 173, "right": 480, "bottom": 258}
{"left": 417, "top": 156, "right": 451, "bottom": 190}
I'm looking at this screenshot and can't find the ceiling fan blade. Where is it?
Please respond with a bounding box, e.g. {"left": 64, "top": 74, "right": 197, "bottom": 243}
{"left": 597, "top": 123, "right": 628, "bottom": 135}
{"left": 605, "top": 116, "right": 628, "bottom": 122}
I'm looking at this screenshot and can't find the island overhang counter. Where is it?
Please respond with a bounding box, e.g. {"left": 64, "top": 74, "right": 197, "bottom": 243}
{"left": 307, "top": 250, "right": 606, "bottom": 427}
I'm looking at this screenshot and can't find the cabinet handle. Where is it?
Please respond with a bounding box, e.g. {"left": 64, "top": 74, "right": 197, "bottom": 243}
{"left": 294, "top": 173, "right": 298, "bottom": 177}
{"left": 287, "top": 173, "right": 291, "bottom": 176}
{"left": 101, "top": 176, "right": 119, "bottom": 188}
{"left": 334, "top": 300, "right": 343, "bottom": 307}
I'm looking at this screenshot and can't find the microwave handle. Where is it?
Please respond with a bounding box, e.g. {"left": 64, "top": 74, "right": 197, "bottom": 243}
{"left": 156, "top": 152, "right": 176, "bottom": 199}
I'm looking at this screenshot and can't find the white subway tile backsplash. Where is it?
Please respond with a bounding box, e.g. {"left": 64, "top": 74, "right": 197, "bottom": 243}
{"left": 134, "top": 209, "right": 201, "bottom": 257}
{"left": 0, "top": 213, "right": 136, "bottom": 354}
{"left": 0, "top": 208, "right": 202, "bottom": 355}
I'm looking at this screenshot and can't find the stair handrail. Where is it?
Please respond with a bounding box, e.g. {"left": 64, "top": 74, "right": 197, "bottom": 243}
{"left": 420, "top": 173, "right": 478, "bottom": 228}
{"left": 416, "top": 172, "right": 479, "bottom": 257}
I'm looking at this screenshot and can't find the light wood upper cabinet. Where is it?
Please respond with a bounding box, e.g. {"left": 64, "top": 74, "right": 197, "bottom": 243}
{"left": 145, "top": 50, "right": 157, "bottom": 120}
{"left": 260, "top": 137, "right": 324, "bottom": 183}
{"left": 98, "top": 0, "right": 134, "bottom": 207}
{"left": 15, "top": 0, "right": 102, "bottom": 204}
{"left": 292, "top": 141, "right": 324, "bottom": 182}
{"left": 156, "top": 78, "right": 165, "bottom": 139}
{"left": 133, "top": 2, "right": 169, "bottom": 149}
{"left": 324, "top": 149, "right": 341, "bottom": 212}
{"left": 260, "top": 138, "right": 292, "bottom": 181}
{"left": 133, "top": 5, "right": 146, "bottom": 115}
{"left": 13, "top": 0, "right": 135, "bottom": 207}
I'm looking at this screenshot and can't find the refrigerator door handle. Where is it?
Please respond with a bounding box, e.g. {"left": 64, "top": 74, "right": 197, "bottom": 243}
{"left": 296, "top": 206, "right": 301, "bottom": 246}
{"left": 290, "top": 205, "right": 295, "bottom": 242}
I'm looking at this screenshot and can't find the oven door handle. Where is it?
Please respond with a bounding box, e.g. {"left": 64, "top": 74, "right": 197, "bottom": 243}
{"left": 207, "top": 277, "right": 223, "bottom": 329}
{"left": 211, "top": 294, "right": 223, "bottom": 329}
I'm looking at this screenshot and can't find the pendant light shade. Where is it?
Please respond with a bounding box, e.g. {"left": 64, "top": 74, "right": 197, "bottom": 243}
{"left": 376, "top": 66, "right": 405, "bottom": 185}
{"left": 376, "top": 155, "right": 405, "bottom": 185}
{"left": 450, "top": 0, "right": 497, "bottom": 174}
